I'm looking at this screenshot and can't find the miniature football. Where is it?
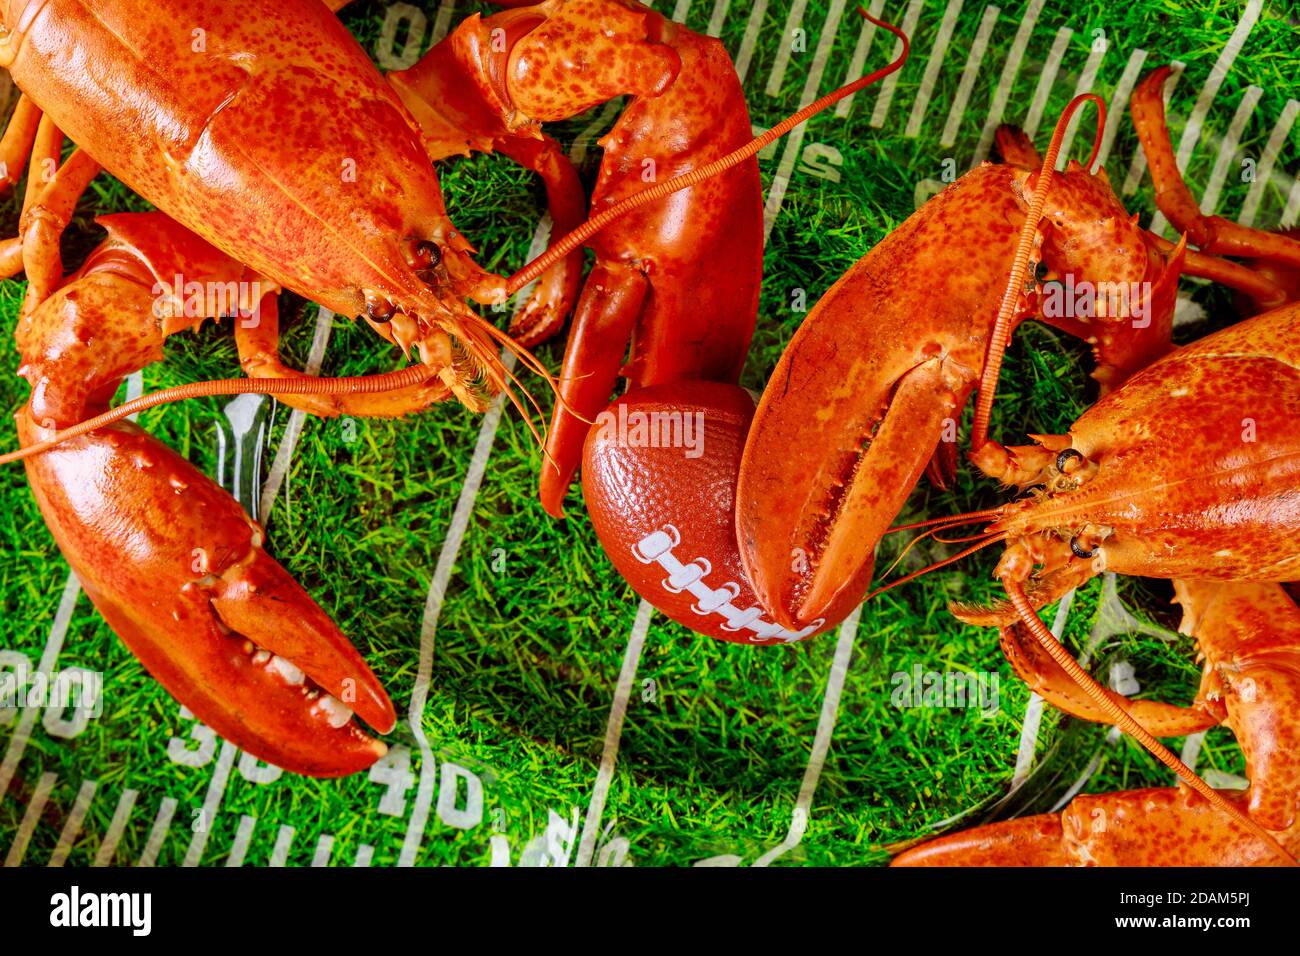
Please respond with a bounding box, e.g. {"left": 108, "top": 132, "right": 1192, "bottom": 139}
{"left": 582, "top": 381, "right": 837, "bottom": 644}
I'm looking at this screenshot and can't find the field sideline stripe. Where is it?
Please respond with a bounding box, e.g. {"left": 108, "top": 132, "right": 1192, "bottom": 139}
{"left": 91, "top": 788, "right": 138, "bottom": 867}
{"left": 1238, "top": 98, "right": 1300, "bottom": 227}
{"left": 752, "top": 605, "right": 862, "bottom": 866}
{"left": 47, "top": 777, "right": 97, "bottom": 866}
{"left": 258, "top": 307, "right": 336, "bottom": 520}
{"left": 1010, "top": 590, "right": 1074, "bottom": 787}
{"left": 940, "top": 4, "right": 1001, "bottom": 148}
{"left": 905, "top": 0, "right": 965, "bottom": 138}
{"left": 1022, "top": 27, "right": 1072, "bottom": 141}
{"left": 269, "top": 825, "right": 295, "bottom": 867}
{"left": 575, "top": 599, "right": 655, "bottom": 867}
{"left": 397, "top": 220, "right": 552, "bottom": 867}
{"left": 972, "top": 0, "right": 1045, "bottom": 166}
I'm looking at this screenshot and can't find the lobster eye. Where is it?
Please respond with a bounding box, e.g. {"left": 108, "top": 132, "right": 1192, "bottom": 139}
{"left": 1056, "top": 447, "right": 1086, "bottom": 474}
{"left": 1034, "top": 260, "right": 1049, "bottom": 283}
{"left": 418, "top": 240, "right": 442, "bottom": 267}
{"left": 1069, "top": 534, "right": 1099, "bottom": 560}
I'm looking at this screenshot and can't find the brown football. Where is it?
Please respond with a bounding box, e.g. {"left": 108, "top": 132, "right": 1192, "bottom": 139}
{"left": 581, "top": 381, "right": 840, "bottom": 645}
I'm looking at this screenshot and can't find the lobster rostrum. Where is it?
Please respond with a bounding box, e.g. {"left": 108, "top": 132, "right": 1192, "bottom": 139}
{"left": 0, "top": 3, "right": 909, "bottom": 770}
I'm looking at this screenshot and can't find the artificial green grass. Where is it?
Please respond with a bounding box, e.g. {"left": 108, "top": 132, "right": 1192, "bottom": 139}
{"left": 0, "top": 0, "right": 1295, "bottom": 867}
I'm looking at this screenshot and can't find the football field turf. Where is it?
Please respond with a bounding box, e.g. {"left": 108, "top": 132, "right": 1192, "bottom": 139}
{"left": 1, "top": 0, "right": 1297, "bottom": 867}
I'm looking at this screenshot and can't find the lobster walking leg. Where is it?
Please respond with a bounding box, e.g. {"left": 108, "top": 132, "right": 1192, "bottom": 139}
{"left": 235, "top": 305, "right": 453, "bottom": 418}
{"left": 1132, "top": 67, "right": 1300, "bottom": 287}
{"left": 15, "top": 213, "right": 396, "bottom": 776}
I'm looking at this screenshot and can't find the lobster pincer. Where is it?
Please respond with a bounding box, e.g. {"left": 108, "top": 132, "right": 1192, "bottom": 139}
{"left": 15, "top": 213, "right": 396, "bottom": 776}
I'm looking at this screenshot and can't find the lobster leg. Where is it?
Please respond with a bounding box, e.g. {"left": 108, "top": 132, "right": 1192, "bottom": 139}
{"left": 15, "top": 213, "right": 396, "bottom": 776}
{"left": 16, "top": 115, "right": 99, "bottom": 322}
{"left": 235, "top": 303, "right": 453, "bottom": 418}
{"left": 1133, "top": 67, "right": 1300, "bottom": 279}
{"left": 539, "top": 261, "right": 648, "bottom": 517}
{"left": 0, "top": 93, "right": 41, "bottom": 193}
{"left": 893, "top": 787, "right": 1297, "bottom": 866}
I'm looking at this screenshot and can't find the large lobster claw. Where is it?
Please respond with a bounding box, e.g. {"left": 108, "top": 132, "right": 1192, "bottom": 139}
{"left": 736, "top": 166, "right": 1025, "bottom": 629}
{"left": 19, "top": 416, "right": 396, "bottom": 777}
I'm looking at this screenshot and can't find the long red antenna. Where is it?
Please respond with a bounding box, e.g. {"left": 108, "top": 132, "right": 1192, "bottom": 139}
{"left": 969, "top": 92, "right": 1106, "bottom": 452}
{"left": 0, "top": 364, "right": 434, "bottom": 465}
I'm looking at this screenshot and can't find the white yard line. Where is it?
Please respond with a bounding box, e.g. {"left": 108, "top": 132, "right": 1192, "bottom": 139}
{"left": 312, "top": 834, "right": 335, "bottom": 866}
{"left": 354, "top": 844, "right": 375, "bottom": 867}
{"left": 1147, "top": 0, "right": 1262, "bottom": 235}
{"left": 1022, "top": 27, "right": 1073, "bottom": 141}
{"left": 1200, "top": 85, "right": 1262, "bottom": 214}
{"left": 91, "top": 788, "right": 138, "bottom": 866}
{"left": 0, "top": 571, "right": 81, "bottom": 801}
{"left": 706, "top": 0, "right": 731, "bottom": 37}
{"left": 397, "top": 220, "right": 552, "bottom": 867}
{"left": 762, "top": 0, "right": 848, "bottom": 240}
{"left": 905, "top": 0, "right": 965, "bottom": 138}
{"left": 1281, "top": 177, "right": 1300, "bottom": 229}
{"left": 1238, "top": 98, "right": 1299, "bottom": 227}
{"left": 269, "top": 825, "right": 295, "bottom": 867}
{"left": 734, "top": 0, "right": 772, "bottom": 84}
{"left": 1095, "top": 48, "right": 1148, "bottom": 169}
{"left": 672, "top": 0, "right": 693, "bottom": 23}
{"left": 574, "top": 600, "right": 655, "bottom": 867}
{"left": 181, "top": 740, "right": 237, "bottom": 866}
{"left": 940, "top": 4, "right": 1001, "bottom": 148}
{"left": 3, "top": 771, "right": 56, "bottom": 866}
{"left": 46, "top": 777, "right": 97, "bottom": 866}
{"left": 869, "top": 0, "right": 925, "bottom": 129}
{"left": 765, "top": 0, "right": 810, "bottom": 96}
{"left": 136, "top": 797, "right": 177, "bottom": 866}
{"left": 833, "top": 0, "right": 887, "bottom": 119}
{"left": 972, "top": 0, "right": 1045, "bottom": 165}
{"left": 751, "top": 606, "right": 862, "bottom": 867}
{"left": 226, "top": 814, "right": 257, "bottom": 867}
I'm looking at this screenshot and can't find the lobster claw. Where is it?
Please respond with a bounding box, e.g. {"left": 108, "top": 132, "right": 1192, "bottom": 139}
{"left": 18, "top": 416, "right": 396, "bottom": 778}
{"left": 735, "top": 261, "right": 1001, "bottom": 629}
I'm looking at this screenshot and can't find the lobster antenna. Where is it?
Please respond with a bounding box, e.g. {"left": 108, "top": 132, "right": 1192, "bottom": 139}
{"left": 883, "top": 507, "right": 1005, "bottom": 535}
{"left": 1001, "top": 577, "right": 1297, "bottom": 866}
{"left": 0, "top": 363, "right": 435, "bottom": 465}
{"left": 863, "top": 532, "right": 1009, "bottom": 602}
{"left": 503, "top": 8, "right": 911, "bottom": 295}
{"left": 969, "top": 92, "right": 1106, "bottom": 452}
